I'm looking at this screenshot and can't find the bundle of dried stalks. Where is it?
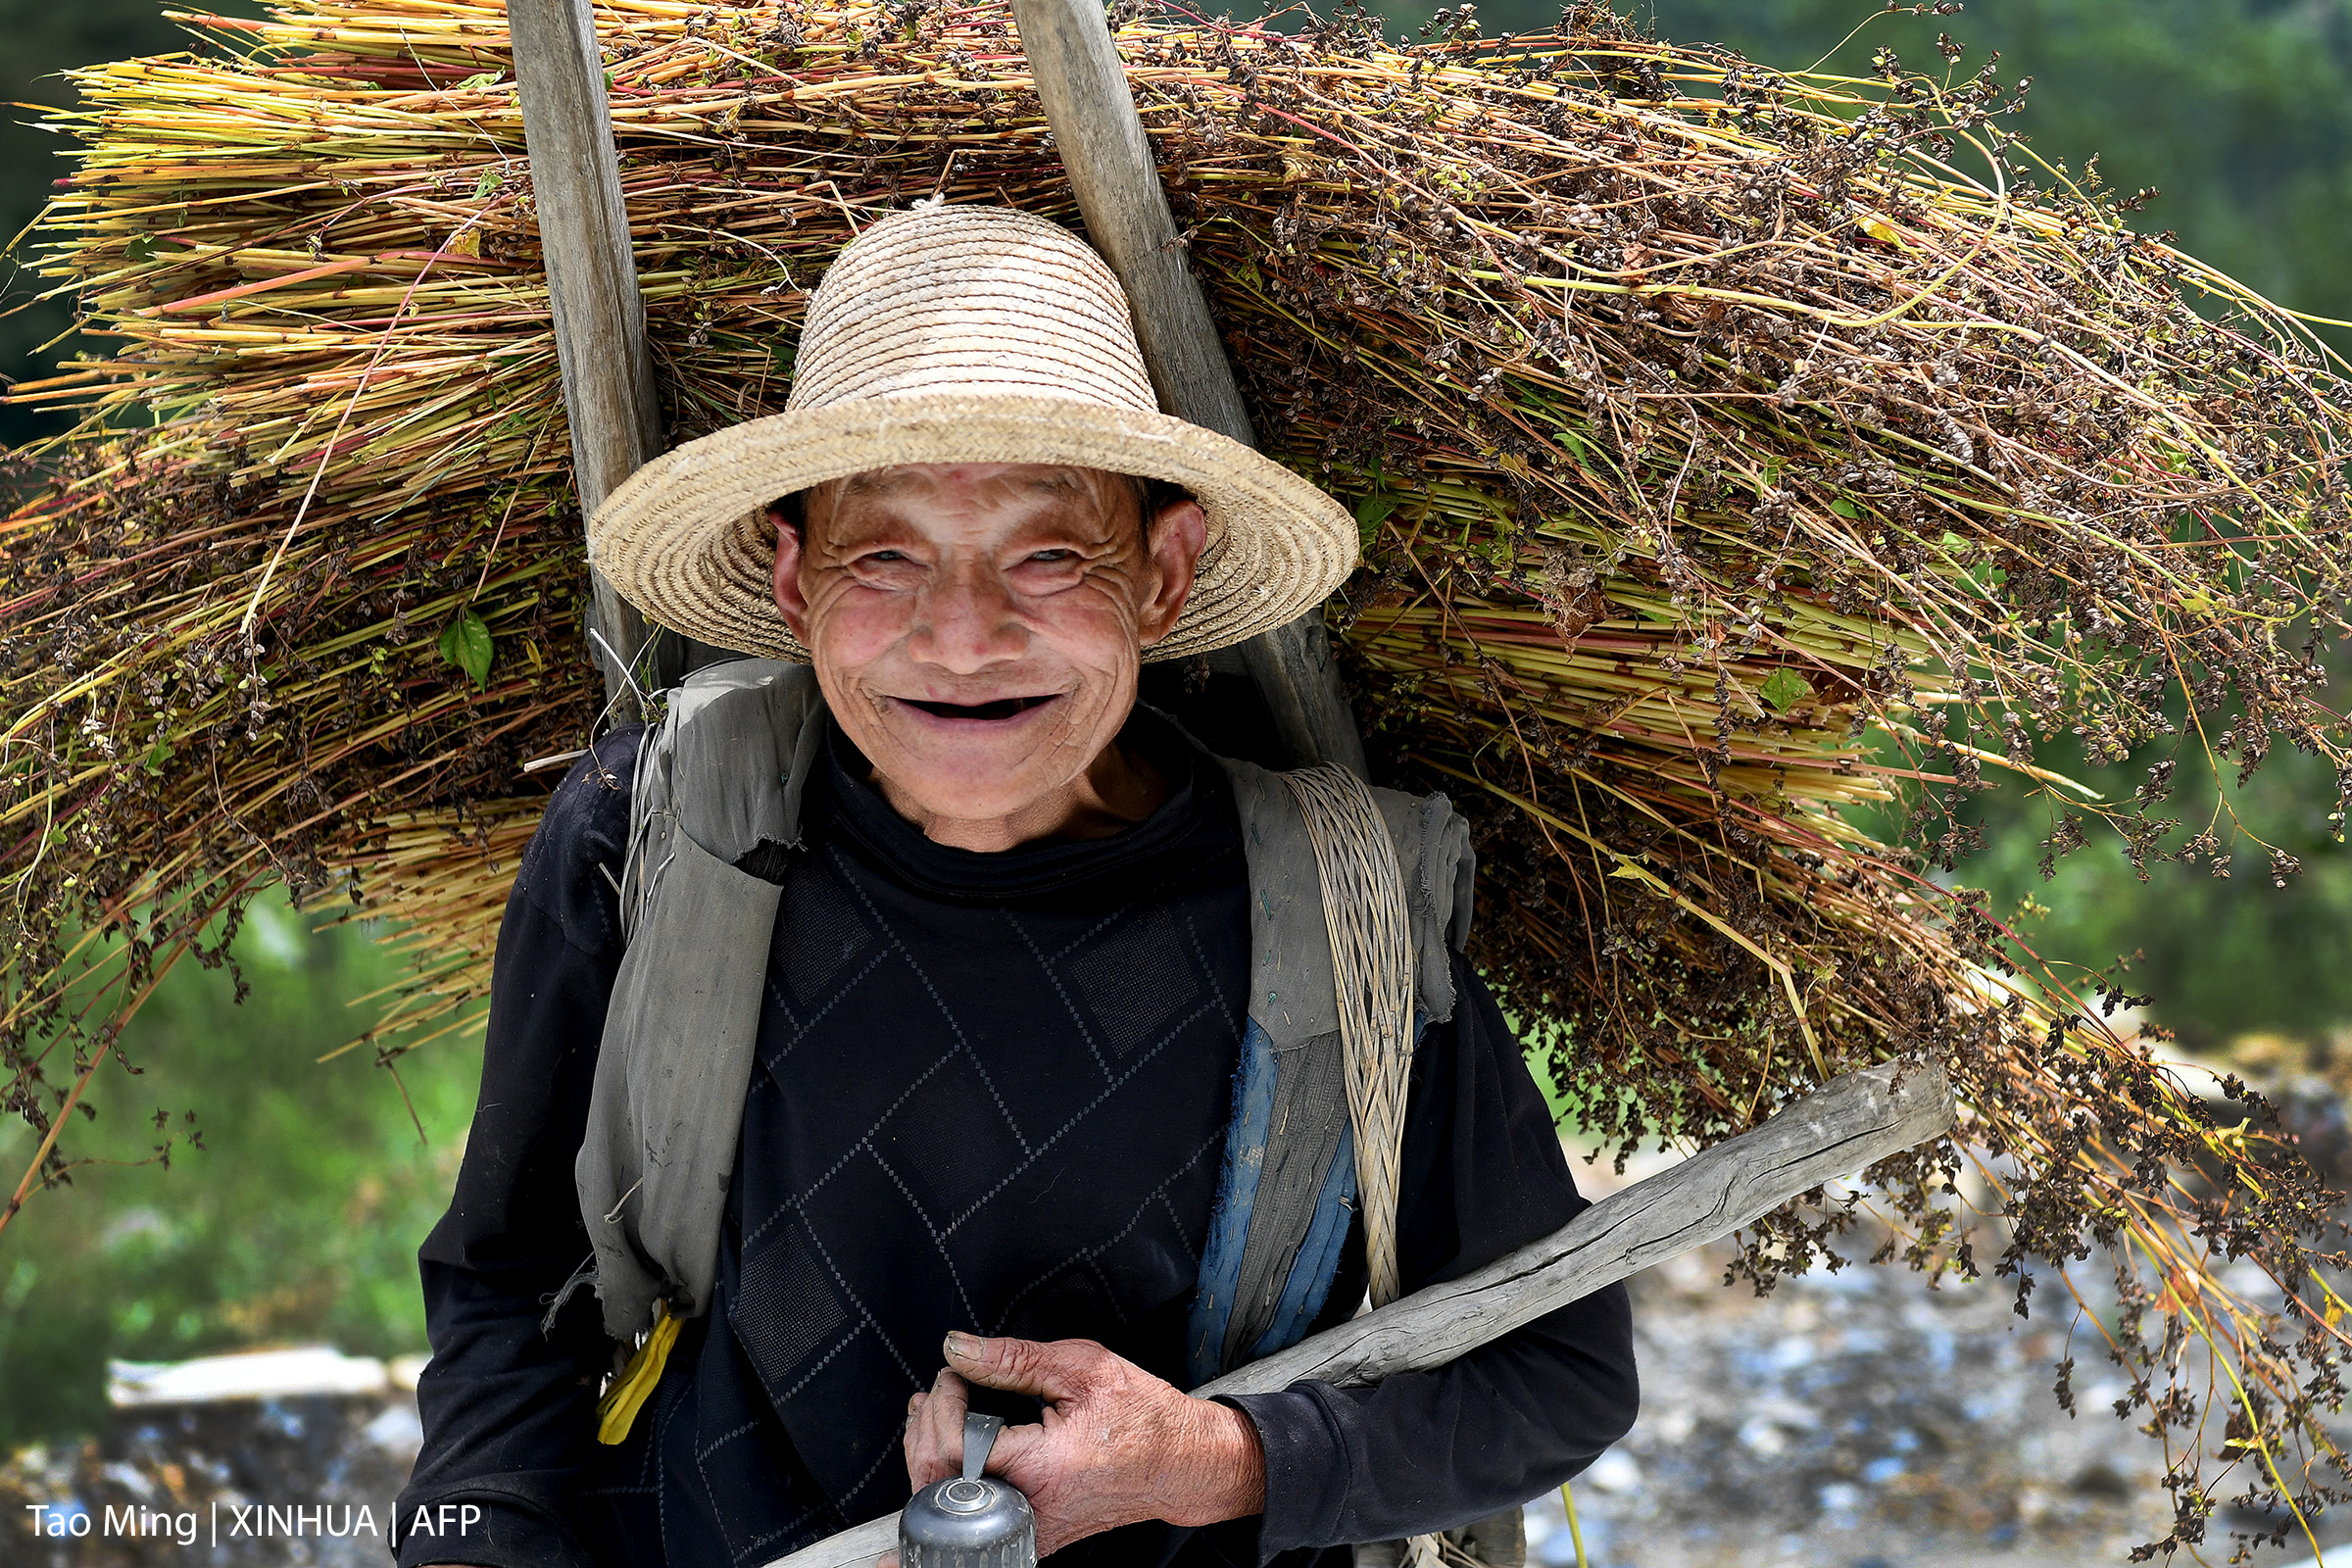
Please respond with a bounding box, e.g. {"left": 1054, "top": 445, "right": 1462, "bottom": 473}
{"left": 6, "top": 1, "right": 2351, "bottom": 1549}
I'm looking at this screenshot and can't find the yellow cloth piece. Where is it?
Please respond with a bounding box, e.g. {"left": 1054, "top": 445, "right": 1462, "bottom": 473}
{"left": 596, "top": 1304, "right": 681, "bottom": 1446}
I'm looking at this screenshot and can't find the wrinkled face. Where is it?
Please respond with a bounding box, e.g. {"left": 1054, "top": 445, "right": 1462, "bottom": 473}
{"left": 770, "top": 463, "right": 1207, "bottom": 832}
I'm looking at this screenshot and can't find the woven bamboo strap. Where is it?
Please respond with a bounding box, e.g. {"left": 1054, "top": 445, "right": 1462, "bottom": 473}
{"left": 1279, "top": 763, "right": 1416, "bottom": 1310}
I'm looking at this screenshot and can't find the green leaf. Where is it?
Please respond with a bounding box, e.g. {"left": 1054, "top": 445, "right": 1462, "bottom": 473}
{"left": 1354, "top": 489, "right": 1402, "bottom": 555}
{"left": 141, "top": 739, "right": 173, "bottom": 776}
{"left": 124, "top": 235, "right": 159, "bottom": 263}
{"left": 1759, "top": 669, "right": 1814, "bottom": 712}
{"left": 439, "top": 610, "right": 494, "bottom": 690}
{"left": 470, "top": 168, "right": 504, "bottom": 201}
{"left": 1828, "top": 498, "right": 1860, "bottom": 520}
{"left": 1853, "top": 208, "right": 1906, "bottom": 248}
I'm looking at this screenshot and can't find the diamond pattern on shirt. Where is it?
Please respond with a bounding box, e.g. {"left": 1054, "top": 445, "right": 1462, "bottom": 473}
{"left": 718, "top": 772, "right": 1250, "bottom": 1518}
{"left": 1056, "top": 902, "right": 1211, "bottom": 1062}
{"left": 769, "top": 852, "right": 879, "bottom": 1033}
{"left": 730, "top": 1215, "right": 854, "bottom": 1396}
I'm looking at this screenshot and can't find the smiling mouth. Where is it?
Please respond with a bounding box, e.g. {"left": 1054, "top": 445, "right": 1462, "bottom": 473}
{"left": 901, "top": 695, "right": 1059, "bottom": 722}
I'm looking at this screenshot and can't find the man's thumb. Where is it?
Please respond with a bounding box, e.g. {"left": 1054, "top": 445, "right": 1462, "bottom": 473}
{"left": 942, "top": 1332, "right": 1081, "bottom": 1400}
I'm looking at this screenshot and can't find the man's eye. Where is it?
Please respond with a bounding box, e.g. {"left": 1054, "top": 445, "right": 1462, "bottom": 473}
{"left": 863, "top": 550, "right": 906, "bottom": 564}
{"left": 1027, "top": 549, "right": 1076, "bottom": 564}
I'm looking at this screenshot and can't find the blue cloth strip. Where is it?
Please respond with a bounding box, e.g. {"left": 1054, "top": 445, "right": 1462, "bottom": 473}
{"left": 1246, "top": 1121, "right": 1357, "bottom": 1365}
{"left": 1186, "top": 1017, "right": 1280, "bottom": 1389}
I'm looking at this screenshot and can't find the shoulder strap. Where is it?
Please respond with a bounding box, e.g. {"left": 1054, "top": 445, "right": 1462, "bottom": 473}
{"left": 575, "top": 660, "right": 821, "bottom": 1342}
{"left": 618, "top": 658, "right": 826, "bottom": 933}
{"left": 1238, "top": 763, "right": 1492, "bottom": 1568}
{"left": 1185, "top": 756, "right": 1476, "bottom": 1384}
{"left": 1215, "top": 758, "right": 1477, "bottom": 1050}
{"left": 1281, "top": 764, "right": 1415, "bottom": 1308}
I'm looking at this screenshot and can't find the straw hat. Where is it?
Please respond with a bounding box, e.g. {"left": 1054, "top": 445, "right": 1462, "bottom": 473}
{"left": 588, "top": 204, "right": 1358, "bottom": 662}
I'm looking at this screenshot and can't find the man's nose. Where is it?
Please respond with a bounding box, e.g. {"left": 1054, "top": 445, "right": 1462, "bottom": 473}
{"left": 906, "top": 563, "right": 1026, "bottom": 672}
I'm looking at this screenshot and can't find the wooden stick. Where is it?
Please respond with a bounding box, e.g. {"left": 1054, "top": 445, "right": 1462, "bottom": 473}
{"left": 1008, "top": 0, "right": 1366, "bottom": 777}
{"left": 760, "top": 1057, "right": 1956, "bottom": 1568}
{"left": 507, "top": 0, "right": 675, "bottom": 715}
{"left": 1200, "top": 1057, "right": 1954, "bottom": 1396}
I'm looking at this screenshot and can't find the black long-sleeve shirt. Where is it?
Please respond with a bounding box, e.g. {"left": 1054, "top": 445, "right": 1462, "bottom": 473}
{"left": 393, "top": 713, "right": 1636, "bottom": 1568}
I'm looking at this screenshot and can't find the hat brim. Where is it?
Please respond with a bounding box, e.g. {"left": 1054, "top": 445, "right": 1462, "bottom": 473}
{"left": 587, "top": 392, "right": 1360, "bottom": 662}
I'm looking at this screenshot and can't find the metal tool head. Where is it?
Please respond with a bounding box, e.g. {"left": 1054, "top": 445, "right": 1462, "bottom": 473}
{"left": 900, "top": 1410, "right": 1034, "bottom": 1568}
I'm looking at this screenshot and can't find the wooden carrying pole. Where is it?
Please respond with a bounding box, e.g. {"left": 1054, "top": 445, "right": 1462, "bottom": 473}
{"left": 765, "top": 1057, "right": 1959, "bottom": 1568}
{"left": 507, "top": 0, "right": 675, "bottom": 717}
{"left": 1008, "top": 0, "right": 1367, "bottom": 777}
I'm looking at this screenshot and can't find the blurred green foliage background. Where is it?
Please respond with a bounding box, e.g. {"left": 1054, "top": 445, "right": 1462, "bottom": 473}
{"left": 0, "top": 903, "right": 479, "bottom": 1448}
{"left": 3, "top": 0, "right": 2350, "bottom": 1446}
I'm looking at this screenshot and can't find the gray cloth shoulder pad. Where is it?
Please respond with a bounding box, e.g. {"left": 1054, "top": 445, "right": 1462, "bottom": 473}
{"left": 578, "top": 659, "right": 821, "bottom": 1340}
{"left": 577, "top": 827, "right": 779, "bottom": 1339}
{"left": 1214, "top": 756, "right": 1476, "bottom": 1048}
{"left": 620, "top": 659, "right": 824, "bottom": 937}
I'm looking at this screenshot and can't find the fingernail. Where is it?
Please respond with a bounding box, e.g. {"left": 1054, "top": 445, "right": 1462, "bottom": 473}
{"left": 944, "top": 1331, "right": 978, "bottom": 1360}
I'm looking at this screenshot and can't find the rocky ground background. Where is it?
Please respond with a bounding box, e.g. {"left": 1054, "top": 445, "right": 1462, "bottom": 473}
{"left": 3, "top": 1391, "right": 423, "bottom": 1567}
{"left": 1524, "top": 1233, "right": 2215, "bottom": 1568}
{"left": 1517, "top": 1059, "right": 2352, "bottom": 1568}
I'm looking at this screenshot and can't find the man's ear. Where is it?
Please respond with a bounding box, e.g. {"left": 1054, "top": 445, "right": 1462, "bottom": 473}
{"left": 1136, "top": 496, "right": 1208, "bottom": 649}
{"left": 769, "top": 504, "right": 810, "bottom": 640}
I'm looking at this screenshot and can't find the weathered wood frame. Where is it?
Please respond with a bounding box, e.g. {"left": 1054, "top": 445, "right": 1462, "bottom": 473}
{"left": 508, "top": 0, "right": 675, "bottom": 715}
{"left": 1007, "top": 0, "right": 1365, "bottom": 775}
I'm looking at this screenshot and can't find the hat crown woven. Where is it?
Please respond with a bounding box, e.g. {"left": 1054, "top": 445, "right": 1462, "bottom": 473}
{"left": 787, "top": 206, "right": 1158, "bottom": 416}
{"left": 590, "top": 205, "right": 1358, "bottom": 663}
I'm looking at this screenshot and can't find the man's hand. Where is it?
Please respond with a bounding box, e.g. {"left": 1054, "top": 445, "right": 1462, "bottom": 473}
{"left": 898, "top": 1332, "right": 1264, "bottom": 1558}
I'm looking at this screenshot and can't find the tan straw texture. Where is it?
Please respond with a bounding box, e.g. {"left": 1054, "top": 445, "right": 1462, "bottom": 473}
{"left": 1283, "top": 761, "right": 1445, "bottom": 1568}
{"left": 1279, "top": 763, "right": 1416, "bottom": 1311}
{"left": 589, "top": 205, "right": 1357, "bottom": 662}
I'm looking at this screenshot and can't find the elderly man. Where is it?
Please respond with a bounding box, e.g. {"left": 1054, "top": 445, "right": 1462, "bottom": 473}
{"left": 395, "top": 206, "right": 1636, "bottom": 1568}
